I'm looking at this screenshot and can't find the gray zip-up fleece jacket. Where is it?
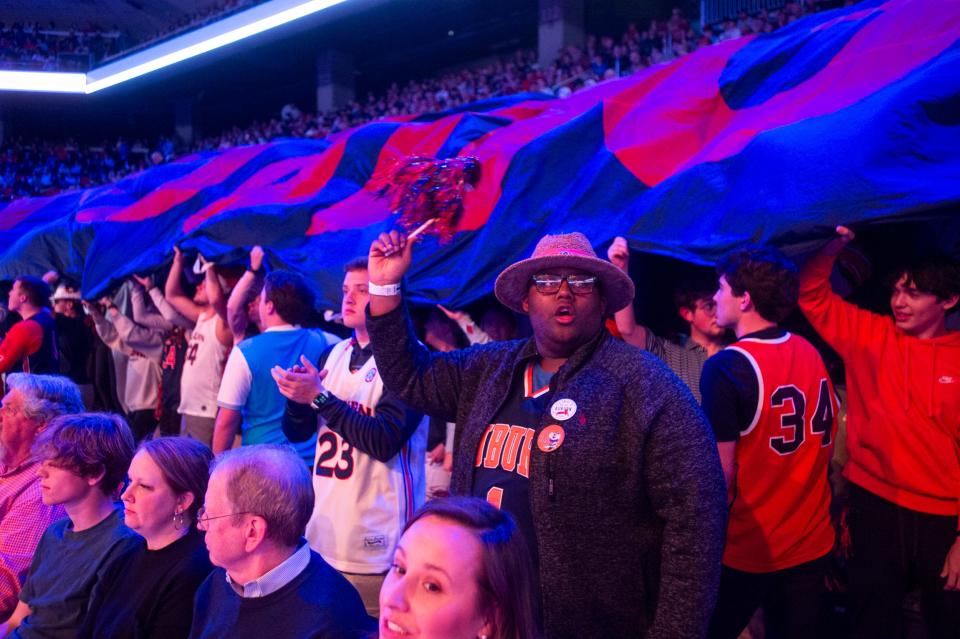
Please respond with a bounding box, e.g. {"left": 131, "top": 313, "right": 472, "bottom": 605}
{"left": 367, "top": 304, "right": 727, "bottom": 639}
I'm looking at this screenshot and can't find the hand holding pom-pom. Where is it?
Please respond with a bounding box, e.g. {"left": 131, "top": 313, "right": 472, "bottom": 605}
{"left": 373, "top": 155, "right": 481, "bottom": 250}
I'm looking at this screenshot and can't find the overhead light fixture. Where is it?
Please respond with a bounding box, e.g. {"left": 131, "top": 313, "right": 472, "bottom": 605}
{"left": 0, "top": 71, "right": 86, "bottom": 93}
{"left": 0, "top": 0, "right": 351, "bottom": 95}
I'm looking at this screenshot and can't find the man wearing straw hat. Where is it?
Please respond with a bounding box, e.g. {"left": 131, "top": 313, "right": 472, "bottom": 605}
{"left": 365, "top": 230, "right": 727, "bottom": 639}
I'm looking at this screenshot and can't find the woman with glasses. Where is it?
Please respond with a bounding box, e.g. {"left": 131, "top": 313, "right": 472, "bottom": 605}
{"left": 81, "top": 436, "right": 214, "bottom": 639}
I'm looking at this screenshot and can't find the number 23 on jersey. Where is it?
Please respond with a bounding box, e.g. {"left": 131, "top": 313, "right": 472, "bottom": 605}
{"left": 315, "top": 431, "right": 355, "bottom": 479}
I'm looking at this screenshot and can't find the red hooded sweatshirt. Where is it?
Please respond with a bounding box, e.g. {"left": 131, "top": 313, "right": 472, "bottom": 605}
{"left": 799, "top": 253, "right": 960, "bottom": 526}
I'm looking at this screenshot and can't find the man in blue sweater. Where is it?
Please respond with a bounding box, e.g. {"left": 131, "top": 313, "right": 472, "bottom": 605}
{"left": 190, "top": 445, "right": 373, "bottom": 639}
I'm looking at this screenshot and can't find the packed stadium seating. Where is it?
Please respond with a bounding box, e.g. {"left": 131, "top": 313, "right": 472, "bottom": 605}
{"left": 0, "top": 1, "right": 828, "bottom": 202}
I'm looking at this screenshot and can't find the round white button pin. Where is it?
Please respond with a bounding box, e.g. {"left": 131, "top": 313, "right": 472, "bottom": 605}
{"left": 550, "top": 398, "right": 577, "bottom": 421}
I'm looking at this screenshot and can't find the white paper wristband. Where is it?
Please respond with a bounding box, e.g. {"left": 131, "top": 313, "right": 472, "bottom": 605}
{"left": 368, "top": 282, "right": 402, "bottom": 296}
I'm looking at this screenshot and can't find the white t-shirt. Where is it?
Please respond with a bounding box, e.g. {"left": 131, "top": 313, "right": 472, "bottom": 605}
{"left": 178, "top": 311, "right": 228, "bottom": 417}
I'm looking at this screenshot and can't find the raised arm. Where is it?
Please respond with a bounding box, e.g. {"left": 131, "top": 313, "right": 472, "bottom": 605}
{"left": 164, "top": 247, "right": 202, "bottom": 324}
{"left": 437, "top": 305, "right": 491, "bottom": 345}
{"left": 798, "top": 225, "right": 886, "bottom": 355}
{"left": 226, "top": 246, "right": 265, "bottom": 344}
{"left": 85, "top": 300, "right": 122, "bottom": 350}
{"left": 607, "top": 237, "right": 648, "bottom": 348}
{"left": 130, "top": 277, "right": 175, "bottom": 331}
{"left": 201, "top": 258, "right": 233, "bottom": 347}
{"left": 109, "top": 309, "right": 164, "bottom": 360}
{"left": 365, "top": 231, "right": 473, "bottom": 421}
{"left": 146, "top": 287, "right": 193, "bottom": 330}
{"left": 367, "top": 231, "right": 410, "bottom": 318}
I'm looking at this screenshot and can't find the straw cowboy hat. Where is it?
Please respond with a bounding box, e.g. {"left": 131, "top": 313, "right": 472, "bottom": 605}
{"left": 494, "top": 232, "right": 635, "bottom": 314}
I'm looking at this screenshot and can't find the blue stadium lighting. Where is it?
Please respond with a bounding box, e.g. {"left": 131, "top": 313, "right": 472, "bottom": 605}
{"left": 0, "top": 0, "right": 351, "bottom": 95}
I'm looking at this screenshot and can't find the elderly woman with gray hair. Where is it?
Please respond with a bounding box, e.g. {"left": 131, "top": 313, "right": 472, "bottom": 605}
{"left": 0, "top": 374, "right": 84, "bottom": 622}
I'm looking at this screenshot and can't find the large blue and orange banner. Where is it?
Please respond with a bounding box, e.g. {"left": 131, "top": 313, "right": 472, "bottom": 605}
{"left": 1, "top": 0, "right": 958, "bottom": 307}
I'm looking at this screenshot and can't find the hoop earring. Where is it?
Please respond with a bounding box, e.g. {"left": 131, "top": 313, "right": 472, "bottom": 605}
{"left": 173, "top": 509, "right": 187, "bottom": 530}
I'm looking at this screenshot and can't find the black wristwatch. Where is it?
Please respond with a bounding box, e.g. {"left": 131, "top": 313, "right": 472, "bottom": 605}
{"left": 311, "top": 391, "right": 330, "bottom": 411}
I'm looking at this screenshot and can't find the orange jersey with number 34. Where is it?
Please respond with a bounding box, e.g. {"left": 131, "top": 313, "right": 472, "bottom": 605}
{"left": 724, "top": 333, "right": 839, "bottom": 573}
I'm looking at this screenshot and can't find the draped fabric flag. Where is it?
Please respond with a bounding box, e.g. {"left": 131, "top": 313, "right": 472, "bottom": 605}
{"left": 1, "top": 0, "right": 958, "bottom": 308}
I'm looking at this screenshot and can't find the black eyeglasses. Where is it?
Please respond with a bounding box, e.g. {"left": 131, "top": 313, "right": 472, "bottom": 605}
{"left": 196, "top": 506, "right": 252, "bottom": 530}
{"left": 531, "top": 274, "right": 598, "bottom": 295}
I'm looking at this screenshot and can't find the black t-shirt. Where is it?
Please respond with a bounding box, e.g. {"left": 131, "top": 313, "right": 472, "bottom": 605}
{"left": 472, "top": 360, "right": 553, "bottom": 567}
{"left": 54, "top": 314, "right": 92, "bottom": 384}
{"left": 159, "top": 327, "right": 188, "bottom": 413}
{"left": 80, "top": 527, "right": 213, "bottom": 639}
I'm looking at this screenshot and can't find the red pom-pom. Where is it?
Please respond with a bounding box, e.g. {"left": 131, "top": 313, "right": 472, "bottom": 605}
{"left": 373, "top": 156, "right": 481, "bottom": 243}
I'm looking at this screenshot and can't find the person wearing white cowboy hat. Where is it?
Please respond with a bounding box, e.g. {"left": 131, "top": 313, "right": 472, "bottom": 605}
{"left": 49, "top": 282, "right": 96, "bottom": 409}
{"left": 364, "top": 229, "right": 727, "bottom": 639}
{"left": 50, "top": 284, "right": 82, "bottom": 302}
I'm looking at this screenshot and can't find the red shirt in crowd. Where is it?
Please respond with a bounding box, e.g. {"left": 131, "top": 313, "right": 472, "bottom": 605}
{"left": 0, "top": 309, "right": 60, "bottom": 376}
{"left": 799, "top": 252, "right": 960, "bottom": 526}
{"left": 721, "top": 333, "right": 838, "bottom": 572}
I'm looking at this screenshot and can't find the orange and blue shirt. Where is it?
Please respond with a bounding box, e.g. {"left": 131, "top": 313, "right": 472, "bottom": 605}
{"left": 473, "top": 360, "right": 553, "bottom": 566}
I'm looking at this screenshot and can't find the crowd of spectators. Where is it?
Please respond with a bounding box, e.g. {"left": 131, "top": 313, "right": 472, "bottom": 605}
{"left": 0, "top": 137, "right": 175, "bottom": 202}
{"left": 0, "top": 2, "right": 270, "bottom": 73}
{"left": 195, "top": 0, "right": 834, "bottom": 150}
{"left": 0, "top": 213, "right": 955, "bottom": 637}
{"left": 1, "top": 1, "right": 837, "bottom": 203}
{"left": 109, "top": 0, "right": 271, "bottom": 63}
{"left": 0, "top": 22, "right": 126, "bottom": 72}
